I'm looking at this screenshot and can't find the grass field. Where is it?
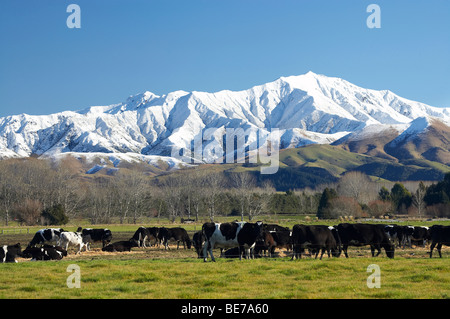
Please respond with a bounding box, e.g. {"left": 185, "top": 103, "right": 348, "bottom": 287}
{"left": 0, "top": 220, "right": 449, "bottom": 299}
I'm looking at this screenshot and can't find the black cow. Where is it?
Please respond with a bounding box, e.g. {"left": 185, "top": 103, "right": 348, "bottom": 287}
{"left": 263, "top": 223, "right": 289, "bottom": 232}
{"left": 202, "top": 221, "right": 263, "bottom": 261}
{"left": 22, "top": 245, "right": 67, "bottom": 261}
{"left": 78, "top": 227, "right": 112, "bottom": 250}
{"left": 223, "top": 247, "right": 241, "bottom": 258}
{"left": 255, "top": 230, "right": 292, "bottom": 258}
{"left": 411, "top": 226, "right": 431, "bottom": 247}
{"left": 193, "top": 230, "right": 205, "bottom": 258}
{"left": 254, "top": 231, "right": 275, "bottom": 257}
{"left": 291, "top": 225, "right": 340, "bottom": 260}
{"left": 102, "top": 240, "right": 138, "bottom": 252}
{"left": 28, "top": 228, "right": 64, "bottom": 247}
{"left": 337, "top": 223, "right": 394, "bottom": 258}
{"left": 0, "top": 243, "right": 22, "bottom": 263}
{"left": 429, "top": 225, "right": 450, "bottom": 258}
{"left": 158, "top": 227, "right": 191, "bottom": 250}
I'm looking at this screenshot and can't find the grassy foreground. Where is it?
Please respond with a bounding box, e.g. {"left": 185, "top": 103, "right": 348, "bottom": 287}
{"left": 0, "top": 256, "right": 448, "bottom": 299}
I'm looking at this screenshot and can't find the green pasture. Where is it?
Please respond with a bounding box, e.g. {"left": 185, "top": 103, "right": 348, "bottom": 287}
{"left": 0, "top": 257, "right": 448, "bottom": 299}
{"left": 0, "top": 218, "right": 449, "bottom": 299}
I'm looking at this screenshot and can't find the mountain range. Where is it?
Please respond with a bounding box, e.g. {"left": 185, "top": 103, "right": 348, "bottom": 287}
{"left": 1, "top": 71, "right": 449, "bottom": 184}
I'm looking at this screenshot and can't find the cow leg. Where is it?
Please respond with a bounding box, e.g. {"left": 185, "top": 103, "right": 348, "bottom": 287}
{"left": 437, "top": 243, "right": 442, "bottom": 258}
{"left": 429, "top": 242, "right": 436, "bottom": 258}
{"left": 319, "top": 249, "right": 325, "bottom": 260}
{"left": 209, "top": 249, "right": 215, "bottom": 262}
{"left": 343, "top": 245, "right": 349, "bottom": 258}
{"left": 203, "top": 242, "right": 208, "bottom": 262}
{"left": 375, "top": 246, "right": 381, "bottom": 257}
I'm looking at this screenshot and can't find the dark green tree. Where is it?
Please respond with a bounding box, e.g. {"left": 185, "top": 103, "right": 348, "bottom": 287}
{"left": 317, "top": 188, "right": 337, "bottom": 219}
{"left": 378, "top": 186, "right": 391, "bottom": 202}
{"left": 41, "top": 204, "right": 69, "bottom": 225}
{"left": 390, "top": 183, "right": 412, "bottom": 213}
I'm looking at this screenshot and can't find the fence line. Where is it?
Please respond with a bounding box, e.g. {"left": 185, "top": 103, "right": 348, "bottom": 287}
{"left": 0, "top": 228, "right": 30, "bottom": 235}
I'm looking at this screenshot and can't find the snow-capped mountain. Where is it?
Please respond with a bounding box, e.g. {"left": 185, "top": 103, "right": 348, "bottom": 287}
{"left": 1, "top": 71, "right": 449, "bottom": 166}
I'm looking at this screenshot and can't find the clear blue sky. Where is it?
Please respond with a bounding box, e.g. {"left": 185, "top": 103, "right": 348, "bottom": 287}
{"left": 0, "top": 0, "right": 449, "bottom": 117}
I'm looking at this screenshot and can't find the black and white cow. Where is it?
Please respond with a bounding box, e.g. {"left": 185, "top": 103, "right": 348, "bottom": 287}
{"left": 0, "top": 243, "right": 22, "bottom": 263}
{"left": 59, "top": 231, "right": 85, "bottom": 254}
{"left": 102, "top": 240, "right": 138, "bottom": 252}
{"left": 158, "top": 227, "right": 192, "bottom": 250}
{"left": 28, "top": 228, "right": 64, "bottom": 247}
{"left": 131, "top": 227, "right": 160, "bottom": 248}
{"left": 337, "top": 223, "right": 394, "bottom": 258}
{"left": 78, "top": 227, "right": 112, "bottom": 250}
{"left": 429, "top": 225, "right": 450, "bottom": 258}
{"left": 131, "top": 227, "right": 150, "bottom": 248}
{"left": 202, "top": 221, "right": 263, "bottom": 262}
{"left": 22, "top": 245, "right": 67, "bottom": 261}
{"left": 291, "top": 225, "right": 340, "bottom": 260}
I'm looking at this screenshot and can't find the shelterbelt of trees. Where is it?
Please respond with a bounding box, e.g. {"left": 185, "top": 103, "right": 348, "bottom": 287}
{"left": 0, "top": 157, "right": 449, "bottom": 227}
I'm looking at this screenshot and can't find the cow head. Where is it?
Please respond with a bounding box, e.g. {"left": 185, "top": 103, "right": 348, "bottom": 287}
{"left": 385, "top": 242, "right": 395, "bottom": 259}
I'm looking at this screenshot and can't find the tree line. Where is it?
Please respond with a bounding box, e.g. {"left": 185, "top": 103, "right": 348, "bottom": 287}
{"left": 0, "top": 157, "right": 448, "bottom": 226}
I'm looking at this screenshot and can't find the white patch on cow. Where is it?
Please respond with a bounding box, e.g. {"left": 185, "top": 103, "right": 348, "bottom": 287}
{"left": 2, "top": 245, "right": 7, "bottom": 263}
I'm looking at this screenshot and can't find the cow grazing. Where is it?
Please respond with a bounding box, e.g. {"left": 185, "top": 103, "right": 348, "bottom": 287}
{"left": 193, "top": 230, "right": 205, "bottom": 258}
{"left": 22, "top": 245, "right": 67, "bottom": 261}
{"left": 59, "top": 231, "right": 85, "bottom": 254}
{"left": 291, "top": 225, "right": 340, "bottom": 260}
{"left": 102, "top": 240, "right": 138, "bottom": 252}
{"left": 0, "top": 243, "right": 22, "bottom": 263}
{"left": 158, "top": 227, "right": 192, "bottom": 250}
{"left": 28, "top": 228, "right": 64, "bottom": 247}
{"left": 254, "top": 231, "right": 276, "bottom": 257}
{"left": 78, "top": 227, "right": 112, "bottom": 250}
{"left": 336, "top": 223, "right": 394, "bottom": 258}
{"left": 429, "top": 225, "right": 450, "bottom": 258}
{"left": 202, "top": 221, "right": 263, "bottom": 262}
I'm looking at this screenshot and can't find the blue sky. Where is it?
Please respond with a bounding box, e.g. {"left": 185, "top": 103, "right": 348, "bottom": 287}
{"left": 0, "top": 0, "right": 449, "bottom": 117}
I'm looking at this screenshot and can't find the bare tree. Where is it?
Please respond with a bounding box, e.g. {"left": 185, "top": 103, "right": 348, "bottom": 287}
{"left": 14, "top": 199, "right": 43, "bottom": 226}
{"left": 230, "top": 172, "right": 256, "bottom": 221}
{"left": 201, "top": 172, "right": 224, "bottom": 222}
{"left": 412, "top": 181, "right": 427, "bottom": 218}
{"left": 337, "top": 171, "right": 375, "bottom": 204}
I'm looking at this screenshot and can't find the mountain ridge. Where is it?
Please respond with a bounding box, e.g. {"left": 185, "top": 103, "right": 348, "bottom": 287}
{"left": 1, "top": 72, "right": 449, "bottom": 175}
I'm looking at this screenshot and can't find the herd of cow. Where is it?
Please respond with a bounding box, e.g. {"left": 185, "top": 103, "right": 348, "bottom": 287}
{"left": 0, "top": 222, "right": 449, "bottom": 263}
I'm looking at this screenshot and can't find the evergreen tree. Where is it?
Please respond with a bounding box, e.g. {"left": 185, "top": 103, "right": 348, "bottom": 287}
{"left": 317, "top": 188, "right": 337, "bottom": 219}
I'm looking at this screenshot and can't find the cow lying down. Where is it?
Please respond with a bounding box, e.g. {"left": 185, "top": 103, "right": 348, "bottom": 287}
{"left": 0, "top": 243, "right": 22, "bottom": 263}
{"left": 22, "top": 245, "right": 67, "bottom": 261}
{"left": 102, "top": 240, "right": 138, "bottom": 252}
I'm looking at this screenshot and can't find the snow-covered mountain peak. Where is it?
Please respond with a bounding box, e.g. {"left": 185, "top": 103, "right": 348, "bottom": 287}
{"left": 0, "top": 72, "right": 449, "bottom": 167}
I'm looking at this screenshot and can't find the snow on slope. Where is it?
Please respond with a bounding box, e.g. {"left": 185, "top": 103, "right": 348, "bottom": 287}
{"left": 0, "top": 72, "right": 449, "bottom": 166}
